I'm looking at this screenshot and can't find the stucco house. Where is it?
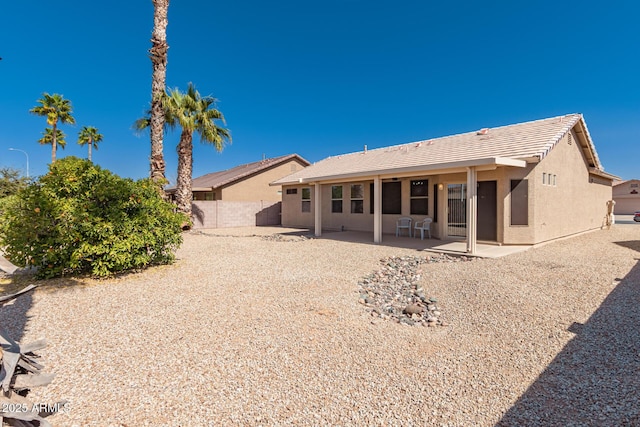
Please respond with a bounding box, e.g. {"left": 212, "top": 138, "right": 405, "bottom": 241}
{"left": 169, "top": 154, "right": 310, "bottom": 229}
{"left": 272, "top": 114, "right": 618, "bottom": 254}
{"left": 612, "top": 179, "right": 640, "bottom": 214}
{"left": 167, "top": 154, "right": 310, "bottom": 201}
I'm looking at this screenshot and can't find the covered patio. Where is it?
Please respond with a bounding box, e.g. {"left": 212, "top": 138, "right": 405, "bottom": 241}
{"left": 313, "top": 229, "right": 531, "bottom": 259}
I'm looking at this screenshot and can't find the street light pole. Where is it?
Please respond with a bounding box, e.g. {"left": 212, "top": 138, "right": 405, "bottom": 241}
{"left": 8, "top": 148, "right": 29, "bottom": 178}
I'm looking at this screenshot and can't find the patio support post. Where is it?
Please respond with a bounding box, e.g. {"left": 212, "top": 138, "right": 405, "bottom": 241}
{"left": 466, "top": 167, "right": 478, "bottom": 254}
{"left": 373, "top": 176, "right": 382, "bottom": 243}
{"left": 314, "top": 182, "right": 322, "bottom": 237}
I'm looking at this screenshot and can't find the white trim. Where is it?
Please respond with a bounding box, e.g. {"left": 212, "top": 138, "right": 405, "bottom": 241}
{"left": 277, "top": 157, "right": 527, "bottom": 185}
{"left": 373, "top": 176, "right": 382, "bottom": 243}
{"left": 466, "top": 167, "right": 478, "bottom": 255}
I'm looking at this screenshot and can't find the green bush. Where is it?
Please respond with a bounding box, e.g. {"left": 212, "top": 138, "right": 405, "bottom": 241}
{"left": 0, "top": 157, "right": 184, "bottom": 278}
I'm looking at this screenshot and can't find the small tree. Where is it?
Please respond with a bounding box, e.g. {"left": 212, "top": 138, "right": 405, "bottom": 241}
{"left": 30, "top": 93, "right": 75, "bottom": 163}
{"left": 77, "top": 126, "right": 103, "bottom": 161}
{"left": 0, "top": 167, "right": 29, "bottom": 198}
{"left": 0, "top": 157, "right": 184, "bottom": 278}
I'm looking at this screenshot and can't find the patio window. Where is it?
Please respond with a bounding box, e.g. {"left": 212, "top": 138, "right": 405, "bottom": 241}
{"left": 410, "top": 180, "right": 429, "bottom": 215}
{"left": 301, "top": 187, "right": 311, "bottom": 213}
{"left": 510, "top": 179, "right": 528, "bottom": 226}
{"left": 332, "top": 185, "right": 343, "bottom": 213}
{"left": 350, "top": 184, "right": 364, "bottom": 214}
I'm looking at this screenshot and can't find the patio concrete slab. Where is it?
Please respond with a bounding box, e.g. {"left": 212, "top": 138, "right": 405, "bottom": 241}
{"left": 314, "top": 230, "right": 531, "bottom": 258}
{"left": 424, "top": 241, "right": 531, "bottom": 258}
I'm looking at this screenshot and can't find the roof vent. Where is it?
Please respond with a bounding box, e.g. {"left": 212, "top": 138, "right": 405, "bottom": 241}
{"left": 364, "top": 145, "right": 367, "bottom": 153}
{"left": 477, "top": 128, "right": 489, "bottom": 136}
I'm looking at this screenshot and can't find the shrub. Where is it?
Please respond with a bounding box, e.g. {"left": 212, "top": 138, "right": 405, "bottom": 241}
{"left": 0, "top": 157, "right": 184, "bottom": 278}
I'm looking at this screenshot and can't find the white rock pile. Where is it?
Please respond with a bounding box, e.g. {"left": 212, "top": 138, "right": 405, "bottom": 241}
{"left": 358, "top": 254, "right": 474, "bottom": 326}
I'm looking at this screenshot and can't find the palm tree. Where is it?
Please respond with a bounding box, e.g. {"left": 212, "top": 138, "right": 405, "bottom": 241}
{"left": 30, "top": 93, "right": 75, "bottom": 163}
{"left": 38, "top": 128, "right": 67, "bottom": 158}
{"left": 77, "top": 126, "right": 103, "bottom": 162}
{"left": 164, "top": 84, "right": 230, "bottom": 221}
{"left": 148, "top": 0, "right": 170, "bottom": 183}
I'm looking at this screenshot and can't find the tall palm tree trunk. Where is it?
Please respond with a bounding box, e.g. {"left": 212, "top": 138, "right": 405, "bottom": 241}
{"left": 149, "top": 0, "right": 169, "bottom": 183}
{"left": 51, "top": 123, "right": 57, "bottom": 163}
{"left": 88, "top": 137, "right": 93, "bottom": 162}
{"left": 175, "top": 130, "right": 194, "bottom": 220}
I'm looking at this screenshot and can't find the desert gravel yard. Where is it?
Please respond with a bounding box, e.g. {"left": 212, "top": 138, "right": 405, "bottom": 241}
{"left": 1, "top": 224, "right": 639, "bottom": 426}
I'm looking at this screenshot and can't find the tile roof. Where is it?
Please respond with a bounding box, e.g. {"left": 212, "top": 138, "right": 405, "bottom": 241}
{"left": 273, "top": 114, "right": 608, "bottom": 185}
{"left": 178, "top": 154, "right": 309, "bottom": 190}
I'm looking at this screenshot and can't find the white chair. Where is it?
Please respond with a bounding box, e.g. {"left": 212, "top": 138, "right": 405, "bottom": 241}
{"left": 396, "top": 217, "right": 412, "bottom": 237}
{"left": 414, "top": 217, "right": 432, "bottom": 239}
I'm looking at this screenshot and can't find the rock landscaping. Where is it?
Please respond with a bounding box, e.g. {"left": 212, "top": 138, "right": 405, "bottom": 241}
{"left": 358, "top": 254, "right": 474, "bottom": 326}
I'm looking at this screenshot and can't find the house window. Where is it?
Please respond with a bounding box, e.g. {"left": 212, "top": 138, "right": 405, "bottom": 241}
{"left": 301, "top": 187, "right": 311, "bottom": 213}
{"left": 510, "top": 179, "right": 528, "bottom": 226}
{"left": 193, "top": 192, "right": 215, "bottom": 201}
{"left": 542, "top": 173, "right": 547, "bottom": 185}
{"left": 331, "top": 185, "right": 343, "bottom": 213}
{"left": 410, "top": 180, "right": 428, "bottom": 215}
{"left": 553, "top": 175, "right": 557, "bottom": 186}
{"left": 350, "top": 184, "right": 364, "bottom": 214}
{"left": 286, "top": 188, "right": 297, "bottom": 195}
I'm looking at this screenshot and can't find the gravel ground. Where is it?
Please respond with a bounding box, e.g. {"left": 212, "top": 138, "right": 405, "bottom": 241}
{"left": 1, "top": 224, "right": 639, "bottom": 426}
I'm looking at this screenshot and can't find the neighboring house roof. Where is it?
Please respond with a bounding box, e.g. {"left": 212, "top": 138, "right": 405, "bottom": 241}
{"left": 169, "top": 154, "right": 310, "bottom": 192}
{"left": 273, "top": 114, "right": 616, "bottom": 185}
{"left": 613, "top": 179, "right": 639, "bottom": 188}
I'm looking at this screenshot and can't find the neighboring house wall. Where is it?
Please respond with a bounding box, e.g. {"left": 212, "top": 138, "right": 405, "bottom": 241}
{"left": 613, "top": 179, "right": 640, "bottom": 214}
{"left": 192, "top": 200, "right": 281, "bottom": 229}
{"left": 218, "top": 159, "right": 307, "bottom": 202}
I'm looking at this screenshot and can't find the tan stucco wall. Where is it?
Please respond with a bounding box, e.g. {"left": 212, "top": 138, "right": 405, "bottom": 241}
{"left": 218, "top": 159, "right": 307, "bottom": 202}
{"left": 613, "top": 180, "right": 640, "bottom": 214}
{"left": 281, "top": 129, "right": 612, "bottom": 245}
{"left": 281, "top": 184, "right": 315, "bottom": 229}
{"left": 520, "top": 130, "right": 612, "bottom": 244}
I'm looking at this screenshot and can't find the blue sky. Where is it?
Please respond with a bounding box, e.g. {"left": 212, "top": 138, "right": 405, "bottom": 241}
{"left": 1, "top": 1, "right": 638, "bottom": 182}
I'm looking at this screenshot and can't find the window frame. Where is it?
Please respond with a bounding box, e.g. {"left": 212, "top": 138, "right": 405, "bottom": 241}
{"left": 410, "top": 179, "right": 429, "bottom": 215}
{"left": 301, "top": 187, "right": 311, "bottom": 213}
{"left": 350, "top": 184, "right": 364, "bottom": 214}
{"left": 331, "top": 185, "right": 343, "bottom": 213}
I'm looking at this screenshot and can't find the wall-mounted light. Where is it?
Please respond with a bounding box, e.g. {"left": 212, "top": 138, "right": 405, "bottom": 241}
{"left": 438, "top": 183, "right": 444, "bottom": 191}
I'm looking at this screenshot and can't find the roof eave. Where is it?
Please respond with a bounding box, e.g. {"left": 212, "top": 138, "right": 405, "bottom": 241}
{"left": 273, "top": 157, "right": 526, "bottom": 185}
{"left": 588, "top": 168, "right": 620, "bottom": 181}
